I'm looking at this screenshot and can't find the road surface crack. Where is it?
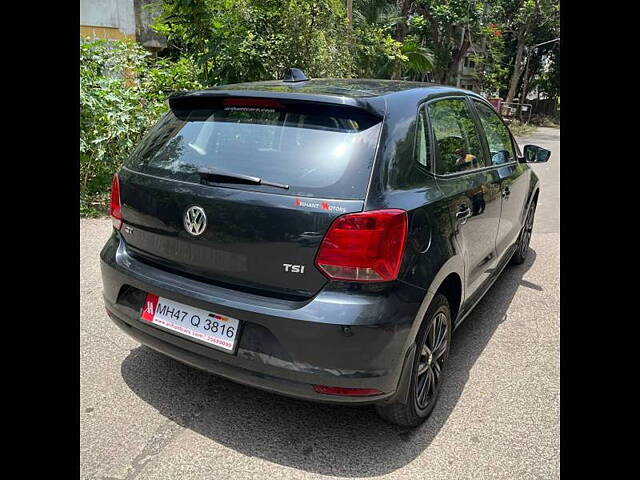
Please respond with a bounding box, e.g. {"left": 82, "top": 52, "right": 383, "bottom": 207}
{"left": 100, "top": 418, "right": 185, "bottom": 480}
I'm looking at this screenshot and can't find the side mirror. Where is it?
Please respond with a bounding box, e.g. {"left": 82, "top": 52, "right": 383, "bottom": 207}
{"left": 520, "top": 144, "right": 551, "bottom": 163}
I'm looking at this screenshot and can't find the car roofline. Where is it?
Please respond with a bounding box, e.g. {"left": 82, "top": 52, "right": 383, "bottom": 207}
{"left": 168, "top": 80, "right": 488, "bottom": 122}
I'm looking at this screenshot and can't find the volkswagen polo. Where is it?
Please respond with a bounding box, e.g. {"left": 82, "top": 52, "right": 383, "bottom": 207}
{"left": 100, "top": 69, "right": 550, "bottom": 426}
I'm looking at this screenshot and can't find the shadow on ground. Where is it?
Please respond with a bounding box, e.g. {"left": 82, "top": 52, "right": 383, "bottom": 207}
{"left": 120, "top": 251, "right": 539, "bottom": 477}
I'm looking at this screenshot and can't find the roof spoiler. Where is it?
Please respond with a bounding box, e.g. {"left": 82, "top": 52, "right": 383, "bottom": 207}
{"left": 282, "top": 68, "right": 309, "bottom": 83}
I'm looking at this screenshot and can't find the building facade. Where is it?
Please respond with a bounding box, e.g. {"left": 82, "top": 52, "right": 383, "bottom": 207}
{"left": 80, "top": 0, "right": 166, "bottom": 51}
{"left": 455, "top": 41, "right": 485, "bottom": 94}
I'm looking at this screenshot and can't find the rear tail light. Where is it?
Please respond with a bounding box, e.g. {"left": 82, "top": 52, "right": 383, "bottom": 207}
{"left": 315, "top": 209, "right": 408, "bottom": 282}
{"left": 108, "top": 174, "right": 123, "bottom": 230}
{"left": 313, "top": 385, "right": 382, "bottom": 396}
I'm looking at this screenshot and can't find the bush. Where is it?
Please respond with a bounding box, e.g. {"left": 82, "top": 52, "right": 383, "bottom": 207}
{"left": 153, "top": 0, "right": 356, "bottom": 84}
{"left": 80, "top": 38, "right": 201, "bottom": 216}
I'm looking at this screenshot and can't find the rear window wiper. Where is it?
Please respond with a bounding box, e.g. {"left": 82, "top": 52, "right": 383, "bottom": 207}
{"left": 197, "top": 168, "right": 289, "bottom": 190}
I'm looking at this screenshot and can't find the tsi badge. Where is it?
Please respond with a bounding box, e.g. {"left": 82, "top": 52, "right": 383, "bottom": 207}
{"left": 283, "top": 263, "right": 306, "bottom": 274}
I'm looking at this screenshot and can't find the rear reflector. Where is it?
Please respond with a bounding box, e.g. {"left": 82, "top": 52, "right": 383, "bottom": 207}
{"left": 313, "top": 385, "right": 383, "bottom": 396}
{"left": 108, "top": 174, "right": 123, "bottom": 230}
{"left": 315, "top": 209, "right": 407, "bottom": 282}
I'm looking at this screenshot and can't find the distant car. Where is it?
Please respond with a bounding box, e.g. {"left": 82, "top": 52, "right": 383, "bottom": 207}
{"left": 101, "top": 69, "right": 550, "bottom": 426}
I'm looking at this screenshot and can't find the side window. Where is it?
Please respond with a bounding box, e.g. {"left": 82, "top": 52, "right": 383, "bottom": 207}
{"left": 414, "top": 106, "right": 432, "bottom": 171}
{"left": 473, "top": 100, "right": 516, "bottom": 165}
{"left": 428, "top": 98, "right": 485, "bottom": 175}
{"left": 512, "top": 133, "right": 522, "bottom": 158}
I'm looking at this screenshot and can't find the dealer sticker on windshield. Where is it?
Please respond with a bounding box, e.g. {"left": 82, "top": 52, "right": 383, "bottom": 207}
{"left": 141, "top": 293, "right": 240, "bottom": 352}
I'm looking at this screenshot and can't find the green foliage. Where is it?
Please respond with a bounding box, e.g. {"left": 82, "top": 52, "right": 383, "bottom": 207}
{"left": 469, "top": 23, "right": 509, "bottom": 95}
{"left": 351, "top": 21, "right": 404, "bottom": 78}
{"left": 79, "top": 1, "right": 559, "bottom": 216}
{"left": 499, "top": 0, "right": 560, "bottom": 101}
{"left": 80, "top": 38, "right": 201, "bottom": 215}
{"left": 152, "top": 0, "right": 434, "bottom": 83}
{"left": 527, "top": 27, "right": 560, "bottom": 101}
{"left": 153, "top": 0, "right": 355, "bottom": 83}
{"left": 401, "top": 39, "right": 434, "bottom": 75}
{"left": 350, "top": 2, "right": 433, "bottom": 79}
{"left": 414, "top": 0, "right": 490, "bottom": 84}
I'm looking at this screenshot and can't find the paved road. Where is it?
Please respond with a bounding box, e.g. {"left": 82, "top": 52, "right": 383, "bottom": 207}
{"left": 80, "top": 127, "right": 559, "bottom": 480}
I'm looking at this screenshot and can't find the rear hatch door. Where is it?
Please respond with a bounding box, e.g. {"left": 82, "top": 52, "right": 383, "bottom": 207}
{"left": 119, "top": 96, "right": 383, "bottom": 298}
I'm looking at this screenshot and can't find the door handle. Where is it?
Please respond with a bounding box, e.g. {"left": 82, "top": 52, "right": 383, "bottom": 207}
{"left": 502, "top": 187, "right": 511, "bottom": 198}
{"left": 456, "top": 204, "right": 472, "bottom": 224}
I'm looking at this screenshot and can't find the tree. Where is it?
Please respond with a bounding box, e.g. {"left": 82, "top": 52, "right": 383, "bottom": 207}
{"left": 532, "top": 45, "right": 559, "bottom": 101}
{"left": 468, "top": 22, "right": 508, "bottom": 96}
{"left": 153, "top": 0, "right": 354, "bottom": 84}
{"left": 410, "top": 0, "right": 493, "bottom": 85}
{"left": 390, "top": 0, "right": 415, "bottom": 79}
{"left": 501, "top": 0, "right": 559, "bottom": 104}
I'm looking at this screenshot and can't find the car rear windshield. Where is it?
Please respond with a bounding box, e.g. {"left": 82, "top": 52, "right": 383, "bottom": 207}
{"left": 124, "top": 97, "right": 382, "bottom": 199}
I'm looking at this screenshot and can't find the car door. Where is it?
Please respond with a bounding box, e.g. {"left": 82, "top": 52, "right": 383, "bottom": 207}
{"left": 470, "top": 99, "right": 531, "bottom": 261}
{"left": 427, "top": 97, "right": 503, "bottom": 302}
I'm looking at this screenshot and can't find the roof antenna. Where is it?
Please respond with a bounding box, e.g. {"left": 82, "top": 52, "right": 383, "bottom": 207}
{"left": 283, "top": 68, "right": 309, "bottom": 83}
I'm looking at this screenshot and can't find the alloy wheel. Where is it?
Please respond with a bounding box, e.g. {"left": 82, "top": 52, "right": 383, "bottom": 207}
{"left": 519, "top": 204, "right": 535, "bottom": 258}
{"left": 415, "top": 312, "right": 448, "bottom": 410}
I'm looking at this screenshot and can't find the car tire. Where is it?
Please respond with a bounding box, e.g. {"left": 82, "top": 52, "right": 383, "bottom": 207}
{"left": 375, "top": 293, "right": 452, "bottom": 427}
{"left": 511, "top": 199, "right": 537, "bottom": 265}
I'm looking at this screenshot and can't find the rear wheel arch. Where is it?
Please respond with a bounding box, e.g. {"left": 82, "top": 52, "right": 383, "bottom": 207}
{"left": 434, "top": 273, "right": 462, "bottom": 323}
{"left": 378, "top": 291, "right": 454, "bottom": 425}
{"left": 389, "top": 261, "right": 463, "bottom": 409}
{"left": 409, "top": 258, "right": 464, "bottom": 341}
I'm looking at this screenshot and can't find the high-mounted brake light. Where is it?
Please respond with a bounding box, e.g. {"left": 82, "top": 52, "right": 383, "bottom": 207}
{"left": 108, "top": 174, "right": 123, "bottom": 230}
{"left": 313, "top": 385, "right": 382, "bottom": 396}
{"left": 223, "top": 98, "right": 284, "bottom": 109}
{"left": 315, "top": 209, "right": 408, "bottom": 282}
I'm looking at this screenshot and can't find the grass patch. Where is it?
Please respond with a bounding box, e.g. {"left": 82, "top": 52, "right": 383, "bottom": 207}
{"left": 531, "top": 115, "right": 560, "bottom": 128}
{"left": 508, "top": 120, "right": 537, "bottom": 137}
{"left": 80, "top": 193, "right": 110, "bottom": 218}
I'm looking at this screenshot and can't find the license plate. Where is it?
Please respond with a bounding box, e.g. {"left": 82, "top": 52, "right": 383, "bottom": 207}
{"left": 141, "top": 293, "right": 240, "bottom": 353}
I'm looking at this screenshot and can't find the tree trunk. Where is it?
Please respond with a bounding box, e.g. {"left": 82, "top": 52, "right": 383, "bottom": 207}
{"left": 455, "top": 27, "right": 466, "bottom": 87}
{"left": 347, "top": 0, "right": 352, "bottom": 28}
{"left": 395, "top": 0, "right": 413, "bottom": 42}
{"left": 391, "top": 0, "right": 413, "bottom": 80}
{"left": 505, "top": 24, "right": 530, "bottom": 104}
{"left": 417, "top": 6, "right": 443, "bottom": 82}
{"left": 518, "top": 51, "right": 530, "bottom": 121}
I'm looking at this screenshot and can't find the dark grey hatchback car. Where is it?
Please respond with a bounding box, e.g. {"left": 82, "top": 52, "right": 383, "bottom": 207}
{"left": 101, "top": 71, "right": 550, "bottom": 426}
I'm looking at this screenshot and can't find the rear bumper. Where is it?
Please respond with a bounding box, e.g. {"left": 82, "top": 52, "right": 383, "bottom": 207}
{"left": 100, "top": 231, "right": 425, "bottom": 405}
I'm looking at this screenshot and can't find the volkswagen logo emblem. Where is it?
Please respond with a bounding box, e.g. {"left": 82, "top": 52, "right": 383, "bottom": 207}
{"left": 184, "top": 206, "right": 207, "bottom": 236}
